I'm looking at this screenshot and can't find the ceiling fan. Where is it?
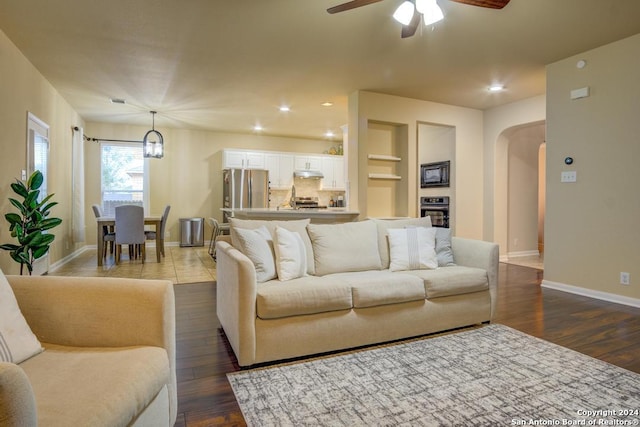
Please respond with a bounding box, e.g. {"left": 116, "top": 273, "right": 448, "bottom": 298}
{"left": 327, "top": 0, "right": 510, "bottom": 38}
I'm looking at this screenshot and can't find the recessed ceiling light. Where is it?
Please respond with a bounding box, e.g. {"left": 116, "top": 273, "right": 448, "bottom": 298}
{"left": 321, "top": 101, "right": 333, "bottom": 107}
{"left": 253, "top": 124, "right": 264, "bottom": 132}
{"left": 325, "top": 131, "right": 335, "bottom": 138}
{"left": 488, "top": 85, "right": 505, "bottom": 92}
{"left": 110, "top": 98, "right": 126, "bottom": 104}
{"left": 279, "top": 105, "right": 290, "bottom": 112}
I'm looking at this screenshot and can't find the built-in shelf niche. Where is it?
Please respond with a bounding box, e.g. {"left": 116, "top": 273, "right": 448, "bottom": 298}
{"left": 364, "top": 121, "right": 408, "bottom": 218}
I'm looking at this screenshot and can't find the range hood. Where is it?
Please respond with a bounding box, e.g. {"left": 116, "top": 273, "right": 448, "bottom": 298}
{"left": 293, "top": 169, "right": 324, "bottom": 179}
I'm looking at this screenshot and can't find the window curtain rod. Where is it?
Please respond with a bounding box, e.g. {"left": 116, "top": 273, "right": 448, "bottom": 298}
{"left": 72, "top": 126, "right": 142, "bottom": 144}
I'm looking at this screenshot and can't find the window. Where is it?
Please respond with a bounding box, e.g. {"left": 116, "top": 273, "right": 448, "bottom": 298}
{"left": 27, "top": 113, "right": 49, "bottom": 202}
{"left": 100, "top": 142, "right": 148, "bottom": 215}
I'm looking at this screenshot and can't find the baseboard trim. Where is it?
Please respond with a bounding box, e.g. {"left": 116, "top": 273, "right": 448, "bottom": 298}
{"left": 500, "top": 250, "right": 540, "bottom": 262}
{"left": 541, "top": 280, "right": 640, "bottom": 309}
{"left": 49, "top": 245, "right": 92, "bottom": 272}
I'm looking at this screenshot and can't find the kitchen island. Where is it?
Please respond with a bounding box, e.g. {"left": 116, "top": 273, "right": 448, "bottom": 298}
{"left": 222, "top": 207, "right": 360, "bottom": 223}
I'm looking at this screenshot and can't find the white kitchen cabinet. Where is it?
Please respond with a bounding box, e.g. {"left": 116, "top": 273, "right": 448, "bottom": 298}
{"left": 223, "top": 149, "right": 266, "bottom": 169}
{"left": 294, "top": 155, "right": 322, "bottom": 171}
{"left": 265, "top": 153, "right": 294, "bottom": 189}
{"left": 321, "top": 156, "right": 345, "bottom": 190}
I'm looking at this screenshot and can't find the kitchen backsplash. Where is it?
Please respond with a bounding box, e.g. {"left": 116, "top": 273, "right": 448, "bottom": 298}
{"left": 270, "top": 177, "right": 345, "bottom": 208}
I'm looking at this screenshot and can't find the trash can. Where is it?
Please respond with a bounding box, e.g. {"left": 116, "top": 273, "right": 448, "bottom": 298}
{"left": 179, "top": 217, "right": 204, "bottom": 247}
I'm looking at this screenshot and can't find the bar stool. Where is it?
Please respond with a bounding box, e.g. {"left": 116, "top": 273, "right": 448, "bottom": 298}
{"left": 208, "top": 218, "right": 230, "bottom": 260}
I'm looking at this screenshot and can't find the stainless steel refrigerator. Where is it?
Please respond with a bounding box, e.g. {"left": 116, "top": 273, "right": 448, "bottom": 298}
{"left": 222, "top": 168, "right": 269, "bottom": 222}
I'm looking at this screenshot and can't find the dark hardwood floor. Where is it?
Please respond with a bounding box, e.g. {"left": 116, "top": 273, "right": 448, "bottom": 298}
{"left": 173, "top": 263, "right": 640, "bottom": 426}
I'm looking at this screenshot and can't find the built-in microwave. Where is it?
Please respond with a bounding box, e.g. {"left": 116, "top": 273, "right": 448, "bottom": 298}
{"left": 420, "top": 160, "right": 450, "bottom": 188}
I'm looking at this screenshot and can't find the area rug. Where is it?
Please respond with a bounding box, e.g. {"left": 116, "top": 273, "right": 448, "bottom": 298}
{"left": 227, "top": 324, "right": 640, "bottom": 426}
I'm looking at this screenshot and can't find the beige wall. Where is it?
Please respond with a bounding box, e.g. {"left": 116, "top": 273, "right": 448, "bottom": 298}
{"left": 84, "top": 122, "right": 336, "bottom": 245}
{"left": 544, "top": 33, "right": 640, "bottom": 301}
{"left": 348, "top": 91, "right": 484, "bottom": 239}
{"left": 0, "top": 29, "right": 84, "bottom": 274}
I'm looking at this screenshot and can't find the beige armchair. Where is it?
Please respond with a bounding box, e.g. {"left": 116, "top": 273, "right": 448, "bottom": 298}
{"left": 0, "top": 275, "right": 176, "bottom": 427}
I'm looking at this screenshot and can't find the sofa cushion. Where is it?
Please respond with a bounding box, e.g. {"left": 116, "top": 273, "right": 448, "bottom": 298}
{"left": 328, "top": 271, "right": 425, "bottom": 308}
{"left": 256, "top": 277, "right": 352, "bottom": 319}
{"left": 387, "top": 227, "right": 438, "bottom": 272}
{"left": 273, "top": 226, "right": 307, "bottom": 281}
{"left": 401, "top": 266, "right": 489, "bottom": 298}
{"left": 0, "top": 268, "right": 43, "bottom": 364}
{"left": 230, "top": 218, "right": 315, "bottom": 275}
{"left": 307, "top": 220, "right": 382, "bottom": 276}
{"left": 233, "top": 226, "right": 277, "bottom": 282}
{"left": 372, "top": 217, "right": 432, "bottom": 269}
{"left": 19, "top": 344, "right": 169, "bottom": 426}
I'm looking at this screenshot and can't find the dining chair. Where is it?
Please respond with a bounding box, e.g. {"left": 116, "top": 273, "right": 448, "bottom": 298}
{"left": 114, "top": 205, "right": 146, "bottom": 264}
{"left": 207, "top": 217, "right": 230, "bottom": 260}
{"left": 92, "top": 204, "right": 115, "bottom": 258}
{"left": 145, "top": 205, "right": 171, "bottom": 257}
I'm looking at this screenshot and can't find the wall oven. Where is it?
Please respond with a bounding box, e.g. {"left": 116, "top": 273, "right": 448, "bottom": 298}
{"left": 420, "top": 196, "right": 450, "bottom": 228}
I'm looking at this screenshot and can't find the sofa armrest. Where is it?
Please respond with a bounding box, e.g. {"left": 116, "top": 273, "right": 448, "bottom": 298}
{"left": 7, "top": 275, "right": 177, "bottom": 424}
{"left": 215, "top": 240, "right": 257, "bottom": 366}
{"left": 451, "top": 237, "right": 500, "bottom": 319}
{"left": 0, "top": 362, "right": 37, "bottom": 427}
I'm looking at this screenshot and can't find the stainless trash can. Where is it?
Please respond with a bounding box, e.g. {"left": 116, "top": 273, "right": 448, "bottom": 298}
{"left": 179, "top": 217, "right": 204, "bottom": 247}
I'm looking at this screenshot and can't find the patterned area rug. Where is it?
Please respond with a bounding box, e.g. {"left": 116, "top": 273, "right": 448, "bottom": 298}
{"left": 228, "top": 324, "right": 640, "bottom": 426}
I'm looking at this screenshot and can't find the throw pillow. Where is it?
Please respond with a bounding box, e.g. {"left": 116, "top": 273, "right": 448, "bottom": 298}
{"left": 307, "top": 220, "right": 382, "bottom": 276}
{"left": 387, "top": 227, "right": 438, "bottom": 272}
{"left": 230, "top": 218, "right": 315, "bottom": 275}
{"left": 435, "top": 227, "right": 456, "bottom": 267}
{"left": 273, "top": 227, "right": 308, "bottom": 281}
{"left": 372, "top": 217, "right": 433, "bottom": 268}
{"left": 233, "top": 226, "right": 277, "bottom": 282}
{"left": 0, "top": 268, "right": 43, "bottom": 363}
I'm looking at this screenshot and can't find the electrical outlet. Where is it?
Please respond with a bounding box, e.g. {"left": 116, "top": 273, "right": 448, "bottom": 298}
{"left": 620, "top": 272, "right": 630, "bottom": 286}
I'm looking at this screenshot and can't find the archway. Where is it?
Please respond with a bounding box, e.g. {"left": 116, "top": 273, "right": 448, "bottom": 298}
{"left": 494, "top": 120, "right": 545, "bottom": 267}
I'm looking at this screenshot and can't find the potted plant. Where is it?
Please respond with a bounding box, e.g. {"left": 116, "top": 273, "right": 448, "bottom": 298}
{"left": 0, "top": 170, "right": 62, "bottom": 275}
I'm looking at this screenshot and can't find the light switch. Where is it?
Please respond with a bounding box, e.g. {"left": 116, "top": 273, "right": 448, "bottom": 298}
{"left": 561, "top": 171, "right": 577, "bottom": 183}
{"left": 21, "top": 169, "right": 27, "bottom": 180}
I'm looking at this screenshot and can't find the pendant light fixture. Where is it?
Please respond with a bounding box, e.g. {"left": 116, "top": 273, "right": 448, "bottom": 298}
{"left": 143, "top": 111, "right": 164, "bottom": 159}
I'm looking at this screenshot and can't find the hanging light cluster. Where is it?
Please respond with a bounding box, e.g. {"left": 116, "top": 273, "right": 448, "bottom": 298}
{"left": 142, "top": 111, "right": 164, "bottom": 159}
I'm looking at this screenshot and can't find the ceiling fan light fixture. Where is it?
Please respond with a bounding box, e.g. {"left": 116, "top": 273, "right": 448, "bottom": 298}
{"left": 393, "top": 1, "right": 415, "bottom": 26}
{"left": 419, "top": 0, "right": 444, "bottom": 25}
{"left": 142, "top": 111, "right": 164, "bottom": 159}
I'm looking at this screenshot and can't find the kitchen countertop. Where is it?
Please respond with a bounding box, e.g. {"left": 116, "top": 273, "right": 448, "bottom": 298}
{"left": 222, "top": 207, "right": 360, "bottom": 223}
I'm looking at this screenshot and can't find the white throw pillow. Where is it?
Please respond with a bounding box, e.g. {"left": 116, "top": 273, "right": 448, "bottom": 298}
{"left": 233, "top": 226, "right": 277, "bottom": 282}
{"left": 230, "top": 218, "right": 315, "bottom": 275}
{"left": 0, "top": 268, "right": 43, "bottom": 363}
{"left": 387, "top": 227, "right": 438, "bottom": 272}
{"left": 273, "top": 227, "right": 308, "bottom": 281}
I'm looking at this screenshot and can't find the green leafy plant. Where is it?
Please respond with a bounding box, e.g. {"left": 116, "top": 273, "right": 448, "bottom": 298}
{"left": 0, "top": 170, "right": 62, "bottom": 275}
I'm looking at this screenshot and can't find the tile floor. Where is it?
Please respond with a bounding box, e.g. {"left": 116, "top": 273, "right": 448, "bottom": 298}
{"left": 49, "top": 245, "right": 217, "bottom": 284}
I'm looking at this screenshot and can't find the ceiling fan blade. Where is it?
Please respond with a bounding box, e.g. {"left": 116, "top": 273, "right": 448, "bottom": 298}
{"left": 401, "top": 12, "right": 421, "bottom": 38}
{"left": 449, "top": 0, "right": 510, "bottom": 9}
{"left": 327, "top": 0, "right": 385, "bottom": 14}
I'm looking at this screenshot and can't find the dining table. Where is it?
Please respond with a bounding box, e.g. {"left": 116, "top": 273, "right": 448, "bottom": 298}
{"left": 96, "top": 215, "right": 162, "bottom": 266}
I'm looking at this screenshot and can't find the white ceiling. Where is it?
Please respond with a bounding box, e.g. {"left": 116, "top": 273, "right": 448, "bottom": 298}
{"left": 1, "top": 0, "right": 640, "bottom": 141}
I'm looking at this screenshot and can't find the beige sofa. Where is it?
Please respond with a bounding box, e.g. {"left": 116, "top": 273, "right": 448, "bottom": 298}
{"left": 216, "top": 217, "right": 499, "bottom": 367}
{"left": 0, "top": 275, "right": 176, "bottom": 427}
